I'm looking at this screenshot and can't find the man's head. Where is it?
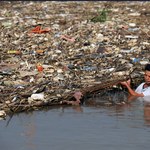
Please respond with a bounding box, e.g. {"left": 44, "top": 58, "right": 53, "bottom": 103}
{"left": 144, "top": 64, "right": 150, "bottom": 83}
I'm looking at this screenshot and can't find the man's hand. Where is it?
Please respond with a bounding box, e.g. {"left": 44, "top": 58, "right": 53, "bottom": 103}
{"left": 120, "top": 79, "right": 131, "bottom": 87}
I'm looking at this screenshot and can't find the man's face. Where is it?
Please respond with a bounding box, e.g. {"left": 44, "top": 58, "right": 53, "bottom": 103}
{"left": 144, "top": 70, "right": 150, "bottom": 83}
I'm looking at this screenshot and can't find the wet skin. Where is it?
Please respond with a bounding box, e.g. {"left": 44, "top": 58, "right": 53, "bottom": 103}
{"left": 144, "top": 70, "right": 150, "bottom": 84}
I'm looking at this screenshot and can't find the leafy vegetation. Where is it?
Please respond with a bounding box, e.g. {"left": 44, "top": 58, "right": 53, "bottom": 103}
{"left": 91, "top": 8, "right": 111, "bottom": 23}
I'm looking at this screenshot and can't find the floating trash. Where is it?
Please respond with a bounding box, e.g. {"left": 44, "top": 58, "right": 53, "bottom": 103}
{"left": 0, "top": 1, "right": 149, "bottom": 115}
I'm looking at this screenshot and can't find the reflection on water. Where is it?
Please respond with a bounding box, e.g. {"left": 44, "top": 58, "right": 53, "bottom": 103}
{"left": 23, "top": 113, "right": 37, "bottom": 150}
{"left": 144, "top": 104, "right": 150, "bottom": 126}
{"left": 1, "top": 100, "right": 150, "bottom": 150}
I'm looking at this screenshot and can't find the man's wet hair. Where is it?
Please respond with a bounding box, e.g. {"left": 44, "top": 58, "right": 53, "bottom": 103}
{"left": 145, "top": 64, "right": 150, "bottom": 71}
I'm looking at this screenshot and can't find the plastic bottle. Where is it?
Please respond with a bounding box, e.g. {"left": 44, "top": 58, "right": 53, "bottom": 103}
{"left": 7, "top": 50, "right": 21, "bottom": 54}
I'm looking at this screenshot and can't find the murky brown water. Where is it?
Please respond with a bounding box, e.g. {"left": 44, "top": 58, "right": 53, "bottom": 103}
{"left": 1, "top": 99, "right": 150, "bottom": 150}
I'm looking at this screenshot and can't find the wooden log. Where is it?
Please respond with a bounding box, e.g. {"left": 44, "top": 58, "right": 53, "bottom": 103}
{"left": 61, "top": 76, "right": 131, "bottom": 101}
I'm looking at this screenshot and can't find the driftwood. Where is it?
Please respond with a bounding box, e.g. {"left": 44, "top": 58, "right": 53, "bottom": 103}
{"left": 61, "top": 74, "right": 144, "bottom": 107}
{"left": 62, "top": 76, "right": 131, "bottom": 101}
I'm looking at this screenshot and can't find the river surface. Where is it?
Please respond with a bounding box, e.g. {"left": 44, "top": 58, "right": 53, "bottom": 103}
{"left": 1, "top": 99, "right": 150, "bottom": 150}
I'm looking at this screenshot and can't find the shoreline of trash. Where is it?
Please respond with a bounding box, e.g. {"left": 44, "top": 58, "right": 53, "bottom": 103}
{"left": 0, "top": 1, "right": 150, "bottom": 119}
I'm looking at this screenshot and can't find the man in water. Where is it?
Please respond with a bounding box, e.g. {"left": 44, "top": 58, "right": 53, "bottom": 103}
{"left": 121, "top": 63, "right": 150, "bottom": 97}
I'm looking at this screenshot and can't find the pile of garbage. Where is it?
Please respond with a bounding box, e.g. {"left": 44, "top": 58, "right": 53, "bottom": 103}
{"left": 0, "top": 1, "right": 150, "bottom": 118}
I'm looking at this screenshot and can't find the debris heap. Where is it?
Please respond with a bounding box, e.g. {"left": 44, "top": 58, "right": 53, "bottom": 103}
{"left": 0, "top": 1, "right": 149, "bottom": 117}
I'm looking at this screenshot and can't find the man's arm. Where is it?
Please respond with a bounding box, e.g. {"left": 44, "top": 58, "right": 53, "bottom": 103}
{"left": 125, "top": 83, "right": 144, "bottom": 97}
{"left": 120, "top": 80, "right": 144, "bottom": 97}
